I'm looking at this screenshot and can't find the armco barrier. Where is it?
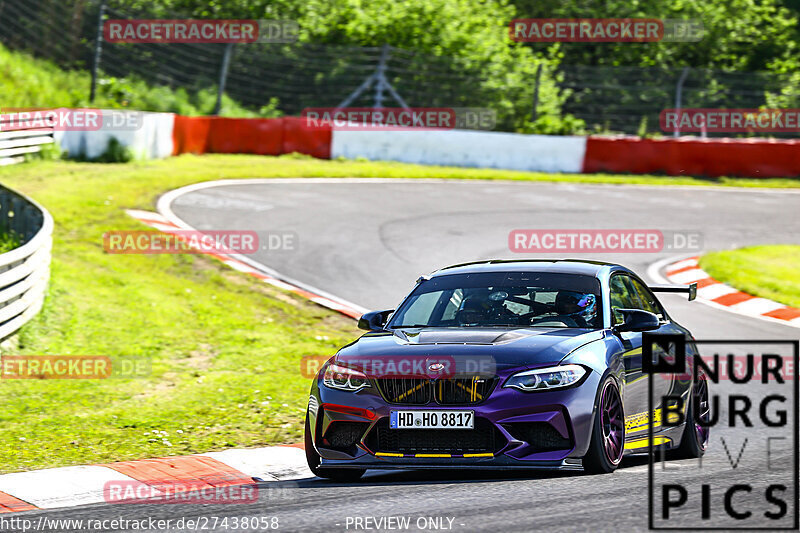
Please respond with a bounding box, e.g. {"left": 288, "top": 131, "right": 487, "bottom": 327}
{"left": 208, "top": 118, "right": 283, "bottom": 155}
{"left": 171, "top": 116, "right": 331, "bottom": 159}
{"left": 330, "top": 129, "right": 587, "bottom": 173}
{"left": 55, "top": 111, "right": 174, "bottom": 160}
{"left": 0, "top": 185, "right": 52, "bottom": 341}
{"left": 159, "top": 114, "right": 800, "bottom": 178}
{"left": 172, "top": 115, "right": 212, "bottom": 155}
{"left": 282, "top": 117, "right": 331, "bottom": 159}
{"left": 0, "top": 114, "right": 56, "bottom": 166}
{"left": 583, "top": 135, "right": 800, "bottom": 178}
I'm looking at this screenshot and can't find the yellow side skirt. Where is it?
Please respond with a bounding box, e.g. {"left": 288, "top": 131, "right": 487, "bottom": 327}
{"left": 624, "top": 435, "right": 672, "bottom": 450}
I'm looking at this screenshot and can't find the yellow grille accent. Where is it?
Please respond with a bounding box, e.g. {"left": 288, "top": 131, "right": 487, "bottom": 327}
{"left": 395, "top": 382, "right": 424, "bottom": 402}
{"left": 463, "top": 453, "right": 494, "bottom": 458}
{"left": 375, "top": 452, "right": 404, "bottom": 457}
{"left": 414, "top": 453, "right": 451, "bottom": 458}
{"left": 453, "top": 380, "right": 484, "bottom": 401}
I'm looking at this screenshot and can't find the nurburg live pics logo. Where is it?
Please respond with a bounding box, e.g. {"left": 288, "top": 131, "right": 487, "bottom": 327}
{"left": 643, "top": 334, "right": 799, "bottom": 530}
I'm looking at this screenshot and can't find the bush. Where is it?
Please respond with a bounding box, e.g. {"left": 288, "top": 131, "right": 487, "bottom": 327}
{"left": 24, "top": 142, "right": 63, "bottom": 162}
{"left": 94, "top": 137, "right": 134, "bottom": 163}
{"left": 68, "top": 137, "right": 134, "bottom": 163}
{"left": 0, "top": 230, "right": 21, "bottom": 254}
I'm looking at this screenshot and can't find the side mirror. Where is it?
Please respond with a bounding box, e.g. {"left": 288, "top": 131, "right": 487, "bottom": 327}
{"left": 358, "top": 309, "right": 394, "bottom": 331}
{"left": 612, "top": 308, "right": 660, "bottom": 333}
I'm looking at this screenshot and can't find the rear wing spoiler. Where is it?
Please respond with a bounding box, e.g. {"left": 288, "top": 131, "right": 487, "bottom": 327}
{"left": 649, "top": 282, "right": 697, "bottom": 301}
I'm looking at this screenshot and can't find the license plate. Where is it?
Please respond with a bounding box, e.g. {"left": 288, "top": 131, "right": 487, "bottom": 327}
{"left": 390, "top": 410, "right": 474, "bottom": 429}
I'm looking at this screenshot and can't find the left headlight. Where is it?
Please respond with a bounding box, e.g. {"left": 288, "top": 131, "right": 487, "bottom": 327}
{"left": 504, "top": 364, "right": 587, "bottom": 392}
{"left": 323, "top": 363, "right": 370, "bottom": 391}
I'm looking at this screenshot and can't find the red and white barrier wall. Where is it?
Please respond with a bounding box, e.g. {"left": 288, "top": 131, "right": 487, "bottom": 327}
{"left": 583, "top": 135, "right": 800, "bottom": 178}
{"left": 56, "top": 112, "right": 175, "bottom": 160}
{"left": 171, "top": 116, "right": 331, "bottom": 159}
{"left": 57, "top": 112, "right": 800, "bottom": 178}
{"left": 331, "top": 129, "right": 587, "bottom": 173}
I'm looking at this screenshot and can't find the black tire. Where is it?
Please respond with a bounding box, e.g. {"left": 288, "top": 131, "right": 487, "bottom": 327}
{"left": 304, "top": 414, "right": 365, "bottom": 482}
{"left": 583, "top": 376, "right": 625, "bottom": 474}
{"left": 670, "top": 372, "right": 710, "bottom": 459}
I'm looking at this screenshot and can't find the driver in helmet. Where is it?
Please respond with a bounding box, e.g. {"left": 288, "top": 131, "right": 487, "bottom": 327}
{"left": 553, "top": 290, "right": 597, "bottom": 328}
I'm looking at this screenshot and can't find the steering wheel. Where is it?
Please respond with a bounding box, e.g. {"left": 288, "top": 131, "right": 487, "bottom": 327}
{"left": 517, "top": 300, "right": 555, "bottom": 322}
{"left": 455, "top": 308, "right": 484, "bottom": 326}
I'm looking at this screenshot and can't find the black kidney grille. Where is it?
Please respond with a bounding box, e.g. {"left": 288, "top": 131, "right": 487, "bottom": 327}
{"left": 371, "top": 418, "right": 502, "bottom": 454}
{"left": 377, "top": 377, "right": 432, "bottom": 404}
{"left": 435, "top": 377, "right": 497, "bottom": 405}
{"left": 376, "top": 376, "right": 497, "bottom": 405}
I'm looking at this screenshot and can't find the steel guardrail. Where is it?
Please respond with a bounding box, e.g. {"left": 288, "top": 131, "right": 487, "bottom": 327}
{"left": 0, "top": 184, "right": 53, "bottom": 341}
{"left": 0, "top": 113, "right": 56, "bottom": 167}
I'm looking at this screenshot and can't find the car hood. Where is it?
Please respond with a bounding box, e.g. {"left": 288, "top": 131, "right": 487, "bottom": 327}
{"left": 335, "top": 327, "right": 606, "bottom": 372}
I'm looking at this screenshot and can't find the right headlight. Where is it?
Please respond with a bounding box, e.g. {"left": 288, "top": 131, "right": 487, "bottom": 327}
{"left": 504, "top": 364, "right": 587, "bottom": 392}
{"left": 323, "top": 363, "right": 370, "bottom": 391}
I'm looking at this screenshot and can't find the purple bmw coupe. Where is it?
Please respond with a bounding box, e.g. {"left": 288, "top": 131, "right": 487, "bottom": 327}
{"left": 305, "top": 260, "right": 708, "bottom": 480}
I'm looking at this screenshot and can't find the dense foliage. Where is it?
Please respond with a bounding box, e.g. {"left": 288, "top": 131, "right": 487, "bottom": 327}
{"left": 3, "top": 0, "right": 799, "bottom": 132}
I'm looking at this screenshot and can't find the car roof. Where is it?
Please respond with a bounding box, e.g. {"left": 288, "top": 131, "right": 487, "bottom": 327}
{"left": 431, "top": 259, "right": 630, "bottom": 278}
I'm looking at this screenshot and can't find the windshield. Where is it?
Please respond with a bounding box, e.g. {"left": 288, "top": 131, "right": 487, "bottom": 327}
{"left": 388, "top": 271, "right": 603, "bottom": 329}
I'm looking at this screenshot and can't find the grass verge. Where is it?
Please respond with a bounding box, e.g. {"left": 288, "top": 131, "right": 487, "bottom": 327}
{"left": 699, "top": 245, "right": 800, "bottom": 309}
{"left": 0, "top": 154, "right": 798, "bottom": 473}
{"left": 0, "top": 43, "right": 277, "bottom": 117}
{"left": 0, "top": 156, "right": 367, "bottom": 473}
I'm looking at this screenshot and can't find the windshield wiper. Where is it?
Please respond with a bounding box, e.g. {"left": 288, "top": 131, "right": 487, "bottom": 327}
{"left": 391, "top": 324, "right": 437, "bottom": 328}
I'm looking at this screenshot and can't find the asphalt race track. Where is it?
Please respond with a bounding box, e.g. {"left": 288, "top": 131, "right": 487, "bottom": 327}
{"left": 30, "top": 179, "right": 800, "bottom": 531}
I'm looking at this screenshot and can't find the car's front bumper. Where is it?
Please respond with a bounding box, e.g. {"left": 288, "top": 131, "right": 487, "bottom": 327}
{"left": 307, "top": 370, "right": 602, "bottom": 470}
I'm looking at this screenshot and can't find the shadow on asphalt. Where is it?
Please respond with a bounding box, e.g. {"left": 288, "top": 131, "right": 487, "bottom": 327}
{"left": 275, "top": 453, "right": 654, "bottom": 489}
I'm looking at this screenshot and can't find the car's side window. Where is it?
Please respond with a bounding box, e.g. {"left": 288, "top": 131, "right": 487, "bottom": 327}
{"left": 394, "top": 292, "right": 440, "bottom": 325}
{"left": 628, "top": 278, "right": 665, "bottom": 318}
{"left": 609, "top": 274, "right": 637, "bottom": 325}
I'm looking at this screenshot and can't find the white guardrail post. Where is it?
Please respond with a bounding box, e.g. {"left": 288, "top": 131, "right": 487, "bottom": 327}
{"left": 0, "top": 185, "right": 53, "bottom": 341}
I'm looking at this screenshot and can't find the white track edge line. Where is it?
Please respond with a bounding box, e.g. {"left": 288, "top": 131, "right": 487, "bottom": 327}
{"left": 153, "top": 176, "right": 800, "bottom": 194}
{"left": 159, "top": 180, "right": 798, "bottom": 329}
{"left": 157, "top": 180, "right": 369, "bottom": 317}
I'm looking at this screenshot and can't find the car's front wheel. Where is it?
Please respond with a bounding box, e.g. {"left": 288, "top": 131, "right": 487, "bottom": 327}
{"left": 304, "top": 414, "right": 365, "bottom": 482}
{"left": 583, "top": 377, "right": 625, "bottom": 474}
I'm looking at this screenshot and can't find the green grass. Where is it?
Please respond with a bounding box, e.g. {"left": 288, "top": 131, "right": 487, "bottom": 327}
{"left": 0, "top": 156, "right": 366, "bottom": 474}
{"left": 0, "top": 43, "right": 278, "bottom": 117}
{"left": 699, "top": 246, "right": 800, "bottom": 309}
{"left": 1, "top": 155, "right": 799, "bottom": 474}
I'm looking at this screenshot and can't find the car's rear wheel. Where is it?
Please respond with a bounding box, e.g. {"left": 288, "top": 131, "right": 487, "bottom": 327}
{"left": 583, "top": 377, "right": 625, "bottom": 474}
{"left": 305, "top": 414, "right": 365, "bottom": 482}
{"left": 671, "top": 371, "right": 710, "bottom": 459}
